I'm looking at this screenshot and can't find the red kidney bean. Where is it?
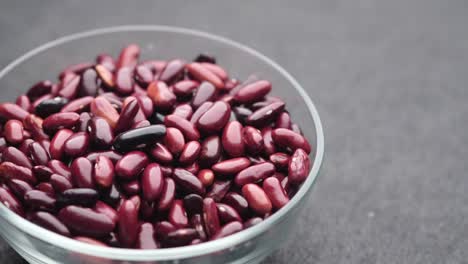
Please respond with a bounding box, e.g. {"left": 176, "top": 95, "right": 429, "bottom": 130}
{"left": 71, "top": 157, "right": 94, "bottom": 188}
{"left": 173, "top": 104, "right": 193, "bottom": 120}
{"left": 36, "top": 182, "right": 55, "bottom": 196}
{"left": 169, "top": 200, "right": 189, "bottom": 228}
{"left": 246, "top": 102, "right": 285, "bottom": 128}
{"left": 96, "top": 54, "right": 115, "bottom": 71}
{"left": 250, "top": 96, "right": 282, "bottom": 110}
{"left": 149, "top": 143, "right": 173, "bottom": 164}
{"left": 136, "top": 223, "right": 158, "bottom": 249}
{"left": 216, "top": 203, "right": 242, "bottom": 224}
{"left": 220, "top": 94, "right": 235, "bottom": 105}
{"left": 95, "top": 64, "right": 115, "bottom": 88}
{"left": 244, "top": 217, "right": 263, "bottom": 229}
{"left": 190, "top": 102, "right": 213, "bottom": 125}
{"left": 89, "top": 117, "right": 114, "bottom": 148}
{"left": 212, "top": 158, "right": 251, "bottom": 177}
{"left": 272, "top": 128, "right": 311, "bottom": 154}
{"left": 118, "top": 199, "right": 139, "bottom": 247}
{"left": 93, "top": 155, "right": 114, "bottom": 189}
{"left": 24, "top": 190, "right": 56, "bottom": 211}
{"left": 114, "top": 67, "right": 134, "bottom": 95}
{"left": 26, "top": 80, "right": 53, "bottom": 99}
{"left": 178, "top": 141, "right": 201, "bottom": 166}
{"left": 234, "top": 80, "right": 271, "bottom": 104}
{"left": 93, "top": 201, "right": 118, "bottom": 224}
{"left": 34, "top": 97, "right": 68, "bottom": 118}
{"left": 57, "top": 188, "right": 99, "bottom": 207}
{"left": 206, "top": 180, "right": 231, "bottom": 202}
{"left": 190, "top": 214, "right": 207, "bottom": 241}
{"left": 60, "top": 96, "right": 93, "bottom": 113}
{"left": 159, "top": 59, "right": 185, "bottom": 83}
{"left": 29, "top": 142, "right": 50, "bottom": 166}
{"left": 202, "top": 197, "right": 220, "bottom": 237}
{"left": 269, "top": 152, "right": 290, "bottom": 170}
{"left": 200, "top": 63, "right": 228, "bottom": 81}
{"left": 147, "top": 81, "right": 176, "bottom": 112}
{"left": 59, "top": 205, "right": 115, "bottom": 237}
{"left": 191, "top": 82, "right": 217, "bottom": 109}
{"left": 115, "top": 151, "right": 148, "bottom": 180}
{"left": 165, "top": 228, "right": 198, "bottom": 247}
{"left": 183, "top": 162, "right": 200, "bottom": 175}
{"left": 90, "top": 97, "right": 119, "bottom": 128}
{"left": 63, "top": 132, "right": 89, "bottom": 157}
{"left": 242, "top": 184, "right": 272, "bottom": 215}
{"left": 3, "top": 146, "right": 33, "bottom": 169}
{"left": 134, "top": 65, "right": 154, "bottom": 87}
{"left": 49, "top": 128, "right": 73, "bottom": 160}
{"left": 114, "top": 99, "right": 139, "bottom": 133}
{"left": 30, "top": 211, "right": 71, "bottom": 237}
{"left": 58, "top": 75, "right": 81, "bottom": 99}
{"left": 17, "top": 139, "right": 35, "bottom": 157}
{"left": 23, "top": 114, "right": 49, "bottom": 141}
{"left": 163, "top": 127, "right": 185, "bottom": 156}
{"left": 159, "top": 165, "right": 173, "bottom": 178}
{"left": 199, "top": 135, "right": 221, "bottom": 167}
{"left": 47, "top": 160, "right": 72, "bottom": 181}
{"left": 0, "top": 103, "right": 29, "bottom": 121}
{"left": 222, "top": 121, "right": 245, "bottom": 157}
{"left": 262, "top": 127, "right": 276, "bottom": 156}
{"left": 79, "top": 69, "right": 99, "bottom": 97}
{"left": 60, "top": 62, "right": 93, "bottom": 78}
{"left": 121, "top": 180, "right": 140, "bottom": 196}
{"left": 263, "top": 177, "right": 289, "bottom": 209}
{"left": 196, "top": 169, "right": 214, "bottom": 187}
{"left": 164, "top": 114, "right": 200, "bottom": 141}
{"left": 154, "top": 221, "right": 176, "bottom": 240}
{"left": 211, "top": 221, "right": 243, "bottom": 240}
{"left": 43, "top": 112, "right": 80, "bottom": 134}
{"left": 242, "top": 126, "right": 264, "bottom": 155}
{"left": 0, "top": 187, "right": 24, "bottom": 216}
{"left": 131, "top": 119, "right": 150, "bottom": 129}
{"left": 173, "top": 80, "right": 199, "bottom": 98}
{"left": 222, "top": 192, "right": 249, "bottom": 219}
{"left": 235, "top": 162, "right": 275, "bottom": 186}
{"left": 16, "top": 95, "right": 31, "bottom": 111}
{"left": 0, "top": 162, "right": 36, "bottom": 184}
{"left": 113, "top": 125, "right": 167, "bottom": 152}
{"left": 0, "top": 137, "right": 7, "bottom": 153}
{"left": 85, "top": 151, "right": 122, "bottom": 163}
{"left": 128, "top": 195, "right": 142, "bottom": 210}
{"left": 7, "top": 179, "right": 33, "bottom": 199}
{"left": 32, "top": 166, "right": 53, "bottom": 183}
{"left": 186, "top": 63, "right": 224, "bottom": 89}
{"left": 4, "top": 120, "right": 24, "bottom": 145}
{"left": 183, "top": 194, "right": 203, "bottom": 216}
{"left": 172, "top": 168, "right": 205, "bottom": 195}
{"left": 288, "top": 148, "right": 311, "bottom": 185}
{"left": 117, "top": 44, "right": 140, "bottom": 69}
{"left": 142, "top": 163, "right": 164, "bottom": 201}
{"left": 157, "top": 178, "right": 175, "bottom": 211}
{"left": 275, "top": 112, "right": 292, "bottom": 129}
{"left": 135, "top": 95, "right": 153, "bottom": 118}
{"left": 197, "top": 101, "right": 231, "bottom": 134}
{"left": 50, "top": 174, "right": 73, "bottom": 193}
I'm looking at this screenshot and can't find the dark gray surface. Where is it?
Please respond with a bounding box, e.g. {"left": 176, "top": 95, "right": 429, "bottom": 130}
{"left": 1, "top": 0, "right": 467, "bottom": 263}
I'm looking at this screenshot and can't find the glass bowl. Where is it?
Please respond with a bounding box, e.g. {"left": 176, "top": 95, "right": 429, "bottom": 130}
{"left": 0, "top": 25, "right": 324, "bottom": 264}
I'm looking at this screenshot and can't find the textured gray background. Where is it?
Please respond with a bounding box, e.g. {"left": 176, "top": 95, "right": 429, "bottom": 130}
{"left": 1, "top": 0, "right": 468, "bottom": 263}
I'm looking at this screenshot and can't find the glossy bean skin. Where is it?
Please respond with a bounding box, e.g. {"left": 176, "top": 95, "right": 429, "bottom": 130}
{"left": 186, "top": 63, "right": 224, "bottom": 89}
{"left": 269, "top": 152, "right": 290, "bottom": 170}
{"left": 150, "top": 143, "right": 173, "bottom": 164}
{"left": 235, "top": 162, "right": 275, "bottom": 186}
{"left": 200, "top": 63, "right": 228, "bottom": 81}
{"left": 173, "top": 168, "right": 205, "bottom": 195}
{"left": 135, "top": 95, "right": 154, "bottom": 118}
{"left": 272, "top": 128, "right": 311, "bottom": 154}
{"left": 234, "top": 80, "right": 271, "bottom": 104}
{"left": 23, "top": 114, "right": 49, "bottom": 141}
{"left": 262, "top": 127, "right": 276, "bottom": 156}
{"left": 211, "top": 221, "right": 243, "bottom": 240}
{"left": 90, "top": 97, "right": 119, "bottom": 128}
{"left": 263, "top": 177, "right": 289, "bottom": 209}
{"left": 93, "top": 156, "right": 114, "bottom": 189}
{"left": 34, "top": 97, "right": 68, "bottom": 118}
{"left": 157, "top": 178, "right": 175, "bottom": 211}
{"left": 197, "top": 169, "right": 215, "bottom": 187}
{"left": 173, "top": 80, "right": 199, "bottom": 98}
{"left": 159, "top": 59, "right": 185, "bottom": 83}
{"left": 164, "top": 127, "right": 185, "bottom": 156}
{"left": 0, "top": 103, "right": 29, "bottom": 121}
{"left": 142, "top": 163, "right": 164, "bottom": 201}
{"left": 89, "top": 117, "right": 114, "bottom": 149}
{"left": 36, "top": 182, "right": 55, "bottom": 196}
{"left": 242, "top": 183, "right": 272, "bottom": 215}
{"left": 57, "top": 188, "right": 99, "bottom": 207}
{"left": 3, "top": 146, "right": 33, "bottom": 169}
{"left": 30, "top": 211, "right": 71, "bottom": 237}
{"left": 85, "top": 151, "right": 122, "bottom": 163}
{"left": 183, "top": 194, "right": 203, "bottom": 216}
{"left": 190, "top": 101, "right": 213, "bottom": 124}
{"left": 136, "top": 223, "right": 158, "bottom": 249}
{"left": 222, "top": 192, "right": 250, "bottom": 219}
{"left": 169, "top": 200, "right": 189, "bottom": 228}
{"left": 196, "top": 101, "right": 231, "bottom": 134}
{"left": 113, "top": 125, "right": 167, "bottom": 152}
{"left": 24, "top": 190, "right": 56, "bottom": 211}
{"left": 47, "top": 160, "right": 72, "bottom": 180}
{"left": 190, "top": 214, "right": 207, "bottom": 241}
{"left": 114, "top": 99, "right": 140, "bottom": 133}
{"left": 199, "top": 135, "right": 222, "bottom": 167}
{"left": 222, "top": 121, "right": 245, "bottom": 157}
{"left": 63, "top": 132, "right": 89, "bottom": 157}
{"left": 117, "top": 44, "right": 140, "bottom": 69}
{"left": 26, "top": 80, "right": 53, "bottom": 100}
{"left": 95, "top": 64, "right": 115, "bottom": 87}
{"left": 173, "top": 104, "right": 193, "bottom": 120}
{"left": 118, "top": 200, "right": 139, "bottom": 248}
{"left": 179, "top": 141, "right": 201, "bottom": 165}
{"left": 191, "top": 82, "right": 216, "bottom": 109}
{"left": 29, "top": 142, "right": 50, "bottom": 166}
{"left": 243, "top": 217, "right": 263, "bottom": 229}
{"left": 202, "top": 197, "right": 221, "bottom": 237}
{"left": 206, "top": 180, "right": 231, "bottom": 202}
{"left": 0, "top": 187, "right": 24, "bottom": 216}
{"left": 70, "top": 157, "right": 95, "bottom": 188}
{"left": 114, "top": 67, "right": 134, "bottom": 95}
{"left": 42, "top": 112, "right": 80, "bottom": 134}
{"left": 93, "top": 201, "right": 118, "bottom": 224}
{"left": 115, "top": 151, "right": 148, "bottom": 180}
{"left": 7, "top": 179, "right": 33, "bottom": 199}
{"left": 212, "top": 158, "right": 251, "bottom": 177}
{"left": 50, "top": 129, "right": 73, "bottom": 160}
{"left": 59, "top": 205, "right": 115, "bottom": 237}
{"left": 0, "top": 162, "right": 36, "bottom": 184}
{"left": 4, "top": 120, "right": 24, "bottom": 145}
{"left": 80, "top": 69, "right": 99, "bottom": 97}
{"left": 164, "top": 114, "right": 200, "bottom": 141}
{"left": 275, "top": 112, "right": 292, "bottom": 129}
{"left": 246, "top": 102, "right": 285, "bottom": 128}
{"left": 288, "top": 148, "right": 311, "bottom": 185}
{"left": 50, "top": 174, "right": 73, "bottom": 193}
{"left": 216, "top": 203, "right": 242, "bottom": 224}
{"left": 147, "top": 81, "right": 176, "bottom": 112}
{"left": 164, "top": 228, "right": 198, "bottom": 247}
{"left": 60, "top": 96, "right": 93, "bottom": 113}
{"left": 134, "top": 65, "right": 154, "bottom": 87}
{"left": 243, "top": 126, "right": 264, "bottom": 155}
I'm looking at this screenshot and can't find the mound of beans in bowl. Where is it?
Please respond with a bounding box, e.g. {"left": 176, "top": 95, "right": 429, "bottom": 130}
{"left": 0, "top": 44, "right": 312, "bottom": 249}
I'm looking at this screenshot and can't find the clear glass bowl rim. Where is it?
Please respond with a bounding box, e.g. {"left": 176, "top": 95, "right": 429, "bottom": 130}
{"left": 0, "top": 25, "right": 325, "bottom": 261}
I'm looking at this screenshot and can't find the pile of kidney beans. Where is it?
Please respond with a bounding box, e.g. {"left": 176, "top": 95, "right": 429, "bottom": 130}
{"left": 0, "top": 44, "right": 312, "bottom": 249}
